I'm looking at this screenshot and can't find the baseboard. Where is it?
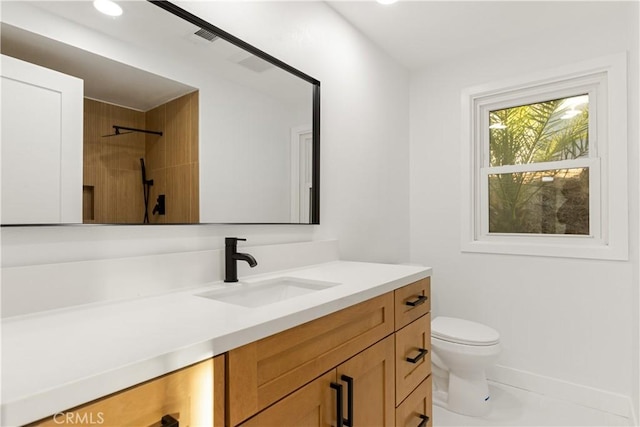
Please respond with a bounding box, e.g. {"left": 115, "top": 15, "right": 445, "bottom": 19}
{"left": 487, "top": 364, "right": 633, "bottom": 420}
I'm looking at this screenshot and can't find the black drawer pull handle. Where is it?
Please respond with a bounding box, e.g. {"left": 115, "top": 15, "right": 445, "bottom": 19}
{"left": 341, "top": 375, "right": 354, "bottom": 427}
{"left": 330, "top": 382, "right": 344, "bottom": 427}
{"left": 406, "top": 348, "right": 429, "bottom": 364}
{"left": 417, "top": 414, "right": 430, "bottom": 427}
{"left": 405, "top": 295, "right": 428, "bottom": 307}
{"left": 161, "top": 415, "right": 179, "bottom": 427}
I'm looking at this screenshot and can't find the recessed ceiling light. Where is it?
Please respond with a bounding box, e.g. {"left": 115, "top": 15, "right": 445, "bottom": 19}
{"left": 377, "top": 0, "right": 399, "bottom": 4}
{"left": 93, "top": 0, "right": 123, "bottom": 17}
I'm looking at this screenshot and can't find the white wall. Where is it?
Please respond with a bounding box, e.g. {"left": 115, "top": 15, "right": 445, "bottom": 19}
{"left": 410, "top": 1, "right": 639, "bottom": 417}
{"left": 1, "top": 2, "right": 410, "bottom": 268}
{"left": 181, "top": 1, "right": 411, "bottom": 263}
{"left": 200, "top": 81, "right": 304, "bottom": 223}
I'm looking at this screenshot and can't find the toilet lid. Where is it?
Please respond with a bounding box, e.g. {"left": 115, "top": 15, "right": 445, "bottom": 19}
{"left": 432, "top": 317, "right": 500, "bottom": 346}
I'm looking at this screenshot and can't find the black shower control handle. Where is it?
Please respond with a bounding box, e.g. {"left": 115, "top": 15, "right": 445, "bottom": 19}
{"left": 153, "top": 194, "right": 165, "bottom": 216}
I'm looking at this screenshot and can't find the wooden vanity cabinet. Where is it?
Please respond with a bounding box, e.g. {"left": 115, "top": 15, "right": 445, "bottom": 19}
{"left": 227, "top": 277, "right": 432, "bottom": 427}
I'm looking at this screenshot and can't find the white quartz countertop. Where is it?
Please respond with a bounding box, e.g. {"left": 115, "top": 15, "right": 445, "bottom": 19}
{"left": 1, "top": 260, "right": 431, "bottom": 426}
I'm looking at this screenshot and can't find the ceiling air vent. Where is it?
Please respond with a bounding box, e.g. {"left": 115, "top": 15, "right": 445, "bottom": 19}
{"left": 193, "top": 28, "right": 218, "bottom": 42}
{"left": 237, "top": 55, "right": 274, "bottom": 73}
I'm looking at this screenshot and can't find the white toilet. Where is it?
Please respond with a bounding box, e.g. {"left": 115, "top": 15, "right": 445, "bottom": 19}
{"left": 431, "top": 316, "right": 501, "bottom": 417}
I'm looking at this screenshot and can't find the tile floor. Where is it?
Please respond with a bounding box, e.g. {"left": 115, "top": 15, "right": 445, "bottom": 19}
{"left": 433, "top": 381, "right": 630, "bottom": 427}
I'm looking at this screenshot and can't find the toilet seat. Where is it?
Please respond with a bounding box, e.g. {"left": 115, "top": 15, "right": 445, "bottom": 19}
{"left": 432, "top": 316, "right": 500, "bottom": 346}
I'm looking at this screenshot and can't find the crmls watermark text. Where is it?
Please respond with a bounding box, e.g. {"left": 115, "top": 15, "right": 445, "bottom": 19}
{"left": 53, "top": 411, "right": 105, "bottom": 424}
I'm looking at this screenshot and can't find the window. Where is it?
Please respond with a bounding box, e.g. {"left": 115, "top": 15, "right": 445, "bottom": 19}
{"left": 487, "top": 95, "right": 593, "bottom": 236}
{"left": 462, "top": 54, "right": 628, "bottom": 260}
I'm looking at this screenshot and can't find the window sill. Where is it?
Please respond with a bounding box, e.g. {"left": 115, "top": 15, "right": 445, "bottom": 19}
{"left": 461, "top": 238, "right": 628, "bottom": 261}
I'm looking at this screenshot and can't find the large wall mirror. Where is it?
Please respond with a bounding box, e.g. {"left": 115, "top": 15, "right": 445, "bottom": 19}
{"left": 0, "top": 0, "right": 320, "bottom": 225}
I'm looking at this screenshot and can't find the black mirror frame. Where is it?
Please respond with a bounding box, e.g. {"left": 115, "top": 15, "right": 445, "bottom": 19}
{"left": 149, "top": 0, "right": 321, "bottom": 225}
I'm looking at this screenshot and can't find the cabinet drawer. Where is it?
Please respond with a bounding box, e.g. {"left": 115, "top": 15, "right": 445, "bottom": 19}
{"left": 228, "top": 292, "right": 395, "bottom": 425}
{"left": 395, "top": 376, "right": 432, "bottom": 427}
{"left": 395, "top": 313, "right": 431, "bottom": 405}
{"left": 28, "top": 359, "right": 214, "bottom": 427}
{"left": 395, "top": 278, "right": 430, "bottom": 330}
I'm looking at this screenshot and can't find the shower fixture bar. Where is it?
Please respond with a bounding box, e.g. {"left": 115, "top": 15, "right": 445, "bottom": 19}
{"left": 114, "top": 125, "right": 163, "bottom": 136}
{"left": 102, "top": 125, "right": 163, "bottom": 138}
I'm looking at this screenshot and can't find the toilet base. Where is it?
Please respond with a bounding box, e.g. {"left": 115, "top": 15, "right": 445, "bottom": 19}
{"left": 432, "top": 369, "right": 492, "bottom": 417}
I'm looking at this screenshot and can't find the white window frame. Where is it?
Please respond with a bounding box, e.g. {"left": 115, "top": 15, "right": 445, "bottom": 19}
{"left": 461, "top": 53, "right": 628, "bottom": 260}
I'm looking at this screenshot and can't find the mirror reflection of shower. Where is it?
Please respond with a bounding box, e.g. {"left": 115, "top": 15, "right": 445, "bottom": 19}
{"left": 81, "top": 90, "right": 199, "bottom": 224}
{"left": 100, "top": 125, "right": 164, "bottom": 224}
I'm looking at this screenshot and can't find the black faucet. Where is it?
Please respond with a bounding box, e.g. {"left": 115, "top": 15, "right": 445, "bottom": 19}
{"left": 224, "top": 237, "right": 258, "bottom": 282}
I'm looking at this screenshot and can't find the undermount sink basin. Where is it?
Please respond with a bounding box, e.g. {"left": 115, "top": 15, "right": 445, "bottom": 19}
{"left": 196, "top": 277, "right": 340, "bottom": 308}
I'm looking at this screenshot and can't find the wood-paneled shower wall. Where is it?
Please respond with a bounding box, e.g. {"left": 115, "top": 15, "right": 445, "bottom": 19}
{"left": 83, "top": 91, "right": 199, "bottom": 224}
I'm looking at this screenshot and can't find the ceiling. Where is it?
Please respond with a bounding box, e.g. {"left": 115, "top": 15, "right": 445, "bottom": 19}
{"left": 327, "top": 1, "right": 626, "bottom": 70}
{"left": 1, "top": 23, "right": 196, "bottom": 112}
{"left": 1, "top": 1, "right": 200, "bottom": 111}
{"left": 1, "top": 1, "right": 310, "bottom": 111}
{"left": 2, "top": 1, "right": 626, "bottom": 107}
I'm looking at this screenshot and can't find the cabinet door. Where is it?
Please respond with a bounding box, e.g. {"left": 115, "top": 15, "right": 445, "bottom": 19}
{"left": 336, "top": 336, "right": 395, "bottom": 427}
{"left": 1, "top": 54, "right": 83, "bottom": 224}
{"left": 239, "top": 370, "right": 336, "bottom": 427}
{"left": 28, "top": 359, "right": 213, "bottom": 427}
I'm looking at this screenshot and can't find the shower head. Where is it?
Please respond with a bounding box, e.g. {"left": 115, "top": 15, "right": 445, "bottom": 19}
{"left": 140, "top": 158, "right": 147, "bottom": 186}
{"left": 140, "top": 158, "right": 154, "bottom": 187}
